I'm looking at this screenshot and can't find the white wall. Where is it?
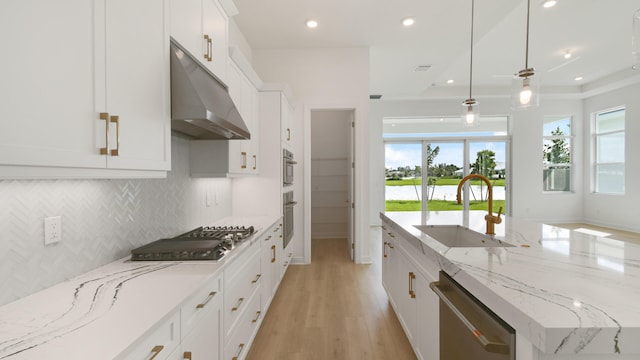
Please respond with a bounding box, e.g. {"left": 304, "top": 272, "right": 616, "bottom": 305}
{"left": 251, "top": 48, "right": 371, "bottom": 263}
{"left": 369, "top": 97, "right": 584, "bottom": 225}
{"left": 311, "top": 110, "right": 350, "bottom": 239}
{"left": 583, "top": 82, "right": 640, "bottom": 232}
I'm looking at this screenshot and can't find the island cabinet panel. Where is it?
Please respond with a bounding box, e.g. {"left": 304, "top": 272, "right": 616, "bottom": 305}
{"left": 380, "top": 219, "right": 439, "bottom": 360}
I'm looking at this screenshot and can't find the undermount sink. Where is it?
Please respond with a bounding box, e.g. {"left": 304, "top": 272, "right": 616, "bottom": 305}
{"left": 413, "top": 225, "right": 515, "bottom": 248}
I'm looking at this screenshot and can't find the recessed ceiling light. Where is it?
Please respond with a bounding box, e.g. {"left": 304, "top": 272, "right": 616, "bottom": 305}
{"left": 447, "top": 79, "right": 454, "bottom": 84}
{"left": 575, "top": 76, "right": 583, "bottom": 81}
{"left": 564, "top": 50, "right": 572, "bottom": 59}
{"left": 542, "top": 0, "right": 557, "bottom": 8}
{"left": 402, "top": 17, "right": 415, "bottom": 27}
{"left": 306, "top": 20, "right": 318, "bottom": 28}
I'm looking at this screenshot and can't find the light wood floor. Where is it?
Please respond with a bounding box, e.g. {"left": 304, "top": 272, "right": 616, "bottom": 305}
{"left": 246, "top": 237, "right": 416, "bottom": 360}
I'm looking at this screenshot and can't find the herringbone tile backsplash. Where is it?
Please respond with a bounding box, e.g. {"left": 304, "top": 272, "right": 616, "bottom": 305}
{"left": 0, "top": 136, "right": 232, "bottom": 306}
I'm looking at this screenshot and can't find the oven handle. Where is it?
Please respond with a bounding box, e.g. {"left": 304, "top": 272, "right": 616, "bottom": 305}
{"left": 429, "top": 281, "right": 510, "bottom": 355}
{"left": 285, "top": 159, "right": 297, "bottom": 165}
{"left": 284, "top": 201, "right": 298, "bottom": 207}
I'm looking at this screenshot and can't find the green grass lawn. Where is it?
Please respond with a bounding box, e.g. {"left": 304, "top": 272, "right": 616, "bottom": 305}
{"left": 385, "top": 199, "right": 506, "bottom": 212}
{"left": 386, "top": 178, "right": 505, "bottom": 186}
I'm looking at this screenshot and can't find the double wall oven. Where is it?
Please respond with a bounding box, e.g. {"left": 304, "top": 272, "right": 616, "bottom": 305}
{"left": 282, "top": 148, "right": 296, "bottom": 249}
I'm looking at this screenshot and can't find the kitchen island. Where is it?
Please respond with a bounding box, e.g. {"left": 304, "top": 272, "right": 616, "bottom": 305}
{"left": 382, "top": 211, "right": 640, "bottom": 359}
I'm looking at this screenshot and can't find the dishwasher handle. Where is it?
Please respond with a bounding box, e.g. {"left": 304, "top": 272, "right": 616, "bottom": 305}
{"left": 429, "top": 281, "right": 510, "bottom": 355}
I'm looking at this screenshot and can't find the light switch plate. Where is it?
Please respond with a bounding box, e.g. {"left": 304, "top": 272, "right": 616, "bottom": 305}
{"left": 44, "top": 216, "right": 62, "bottom": 245}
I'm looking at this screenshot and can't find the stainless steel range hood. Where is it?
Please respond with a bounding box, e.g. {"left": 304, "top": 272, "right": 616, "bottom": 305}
{"left": 170, "top": 38, "right": 250, "bottom": 140}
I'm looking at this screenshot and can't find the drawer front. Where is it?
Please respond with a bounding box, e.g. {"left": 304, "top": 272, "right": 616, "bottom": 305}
{"left": 181, "top": 273, "right": 222, "bottom": 338}
{"left": 224, "top": 244, "right": 261, "bottom": 336}
{"left": 118, "top": 311, "right": 180, "bottom": 360}
{"left": 223, "top": 291, "right": 262, "bottom": 360}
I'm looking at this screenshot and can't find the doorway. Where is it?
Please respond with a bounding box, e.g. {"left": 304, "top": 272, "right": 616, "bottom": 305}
{"left": 309, "top": 109, "right": 356, "bottom": 261}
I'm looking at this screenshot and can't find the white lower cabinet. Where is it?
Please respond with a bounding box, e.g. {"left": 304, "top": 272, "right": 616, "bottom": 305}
{"left": 223, "top": 291, "right": 261, "bottom": 360}
{"left": 117, "top": 311, "right": 181, "bottom": 360}
{"left": 381, "top": 220, "right": 439, "bottom": 360}
{"left": 181, "top": 274, "right": 223, "bottom": 360}
{"left": 260, "top": 221, "right": 283, "bottom": 310}
{"left": 223, "top": 240, "right": 262, "bottom": 360}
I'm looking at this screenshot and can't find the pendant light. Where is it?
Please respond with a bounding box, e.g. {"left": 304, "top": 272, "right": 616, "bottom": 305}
{"left": 462, "top": 0, "right": 479, "bottom": 126}
{"left": 512, "top": 0, "right": 539, "bottom": 109}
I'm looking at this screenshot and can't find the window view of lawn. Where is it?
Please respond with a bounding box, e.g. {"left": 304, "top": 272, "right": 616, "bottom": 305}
{"left": 385, "top": 142, "right": 507, "bottom": 212}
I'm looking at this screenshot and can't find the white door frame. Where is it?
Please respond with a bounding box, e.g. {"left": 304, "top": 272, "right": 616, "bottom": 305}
{"left": 304, "top": 105, "right": 358, "bottom": 263}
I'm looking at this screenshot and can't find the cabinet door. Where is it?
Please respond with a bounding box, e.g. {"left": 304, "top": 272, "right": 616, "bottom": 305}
{"left": 225, "top": 62, "right": 249, "bottom": 175}
{"left": 181, "top": 298, "right": 221, "bottom": 360}
{"left": 0, "top": 0, "right": 105, "bottom": 169}
{"left": 170, "top": 0, "right": 204, "bottom": 62}
{"left": 99, "top": 0, "right": 171, "bottom": 171}
{"left": 415, "top": 270, "right": 439, "bottom": 360}
{"left": 396, "top": 252, "right": 418, "bottom": 347}
{"left": 242, "top": 75, "right": 259, "bottom": 174}
{"left": 280, "top": 95, "right": 292, "bottom": 144}
{"left": 202, "top": 0, "right": 228, "bottom": 82}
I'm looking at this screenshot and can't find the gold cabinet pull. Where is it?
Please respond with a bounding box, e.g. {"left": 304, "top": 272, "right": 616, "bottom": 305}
{"left": 196, "top": 291, "right": 217, "bottom": 309}
{"left": 264, "top": 235, "right": 272, "bottom": 242}
{"left": 271, "top": 245, "right": 276, "bottom": 263}
{"left": 110, "top": 115, "right": 120, "bottom": 156}
{"left": 388, "top": 232, "right": 395, "bottom": 238}
{"left": 231, "top": 297, "right": 244, "bottom": 311}
{"left": 387, "top": 242, "right": 394, "bottom": 249}
{"left": 203, "top": 34, "right": 212, "bottom": 61}
{"left": 383, "top": 242, "right": 388, "bottom": 258}
{"left": 251, "top": 274, "right": 261, "bottom": 284}
{"left": 99, "top": 112, "right": 109, "bottom": 155}
{"left": 287, "top": 128, "right": 291, "bottom": 141}
{"left": 253, "top": 154, "right": 257, "bottom": 170}
{"left": 148, "top": 345, "right": 164, "bottom": 360}
{"left": 273, "top": 227, "right": 279, "bottom": 233}
{"left": 252, "top": 310, "right": 262, "bottom": 323}
{"left": 241, "top": 151, "right": 247, "bottom": 169}
{"left": 409, "top": 272, "right": 416, "bottom": 298}
{"left": 183, "top": 351, "right": 192, "bottom": 360}
{"left": 232, "top": 343, "right": 245, "bottom": 360}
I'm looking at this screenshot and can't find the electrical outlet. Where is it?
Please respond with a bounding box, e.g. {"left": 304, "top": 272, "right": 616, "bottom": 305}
{"left": 44, "top": 216, "right": 62, "bottom": 245}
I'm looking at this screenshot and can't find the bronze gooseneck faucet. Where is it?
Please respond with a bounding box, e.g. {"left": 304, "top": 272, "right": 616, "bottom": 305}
{"left": 456, "top": 174, "right": 503, "bottom": 235}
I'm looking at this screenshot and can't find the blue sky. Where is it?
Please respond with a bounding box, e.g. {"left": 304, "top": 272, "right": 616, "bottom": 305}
{"left": 385, "top": 142, "right": 506, "bottom": 170}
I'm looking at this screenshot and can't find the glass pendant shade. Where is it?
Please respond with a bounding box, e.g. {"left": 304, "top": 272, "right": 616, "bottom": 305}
{"left": 511, "top": 68, "right": 539, "bottom": 110}
{"left": 461, "top": 99, "right": 479, "bottom": 126}
{"left": 633, "top": 8, "right": 640, "bottom": 70}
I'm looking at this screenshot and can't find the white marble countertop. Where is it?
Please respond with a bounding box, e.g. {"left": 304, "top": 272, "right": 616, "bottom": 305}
{"left": 382, "top": 211, "right": 640, "bottom": 356}
{"left": 0, "top": 215, "right": 279, "bottom": 359}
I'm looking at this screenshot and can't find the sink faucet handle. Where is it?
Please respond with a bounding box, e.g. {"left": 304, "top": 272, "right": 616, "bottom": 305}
{"left": 497, "top": 206, "right": 503, "bottom": 218}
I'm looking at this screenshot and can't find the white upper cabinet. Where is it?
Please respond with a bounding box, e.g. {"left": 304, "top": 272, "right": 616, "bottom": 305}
{"left": 98, "top": 0, "right": 171, "bottom": 172}
{"left": 170, "top": 0, "right": 228, "bottom": 83}
{"left": 0, "top": 0, "right": 171, "bottom": 178}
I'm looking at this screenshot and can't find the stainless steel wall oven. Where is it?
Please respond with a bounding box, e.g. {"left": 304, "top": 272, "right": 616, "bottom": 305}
{"left": 283, "top": 191, "right": 296, "bottom": 248}
{"left": 283, "top": 148, "right": 296, "bottom": 186}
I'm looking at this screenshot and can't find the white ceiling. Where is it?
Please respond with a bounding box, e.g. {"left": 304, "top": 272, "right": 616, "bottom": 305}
{"left": 232, "top": 0, "right": 640, "bottom": 100}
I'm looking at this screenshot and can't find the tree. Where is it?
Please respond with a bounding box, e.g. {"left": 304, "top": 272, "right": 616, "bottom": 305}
{"left": 472, "top": 149, "right": 497, "bottom": 177}
{"left": 543, "top": 127, "right": 570, "bottom": 164}
{"left": 471, "top": 150, "right": 497, "bottom": 200}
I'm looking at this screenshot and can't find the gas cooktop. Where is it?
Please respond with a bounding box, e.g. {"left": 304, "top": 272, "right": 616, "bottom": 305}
{"left": 130, "top": 225, "right": 255, "bottom": 261}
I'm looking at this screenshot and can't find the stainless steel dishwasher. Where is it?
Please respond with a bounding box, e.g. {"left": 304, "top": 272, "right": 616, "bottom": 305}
{"left": 430, "top": 272, "right": 515, "bottom": 360}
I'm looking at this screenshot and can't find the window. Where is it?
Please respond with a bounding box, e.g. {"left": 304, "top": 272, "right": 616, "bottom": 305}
{"left": 543, "top": 116, "right": 572, "bottom": 192}
{"left": 593, "top": 107, "right": 625, "bottom": 194}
